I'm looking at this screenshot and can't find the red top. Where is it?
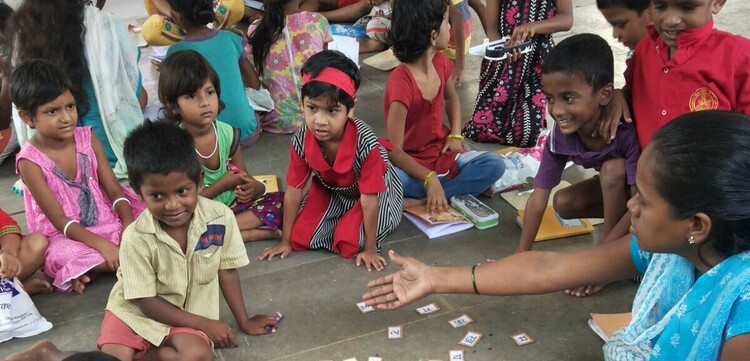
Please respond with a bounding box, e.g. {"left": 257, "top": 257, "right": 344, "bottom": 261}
{"left": 286, "top": 119, "right": 387, "bottom": 194}
{"left": 626, "top": 18, "right": 750, "bottom": 147}
{"left": 384, "top": 52, "right": 458, "bottom": 175}
{"left": 0, "top": 209, "right": 22, "bottom": 238}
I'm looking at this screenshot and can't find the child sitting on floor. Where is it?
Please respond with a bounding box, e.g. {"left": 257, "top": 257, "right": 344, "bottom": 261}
{"left": 385, "top": 0, "right": 504, "bottom": 213}
{"left": 5, "top": 122, "right": 279, "bottom": 360}
{"left": 517, "top": 34, "right": 639, "bottom": 253}
{"left": 166, "top": 0, "right": 262, "bottom": 146}
{"left": 259, "top": 50, "right": 403, "bottom": 272}
{"left": 159, "top": 50, "right": 284, "bottom": 242}
{"left": 0, "top": 208, "right": 50, "bottom": 295}
{"left": 12, "top": 60, "right": 144, "bottom": 294}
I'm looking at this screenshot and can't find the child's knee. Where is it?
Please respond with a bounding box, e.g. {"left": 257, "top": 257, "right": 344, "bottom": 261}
{"left": 476, "top": 153, "right": 506, "bottom": 182}
{"left": 24, "top": 232, "right": 49, "bottom": 253}
{"left": 599, "top": 159, "right": 627, "bottom": 189}
{"left": 552, "top": 190, "right": 576, "bottom": 216}
{"left": 175, "top": 342, "right": 212, "bottom": 361}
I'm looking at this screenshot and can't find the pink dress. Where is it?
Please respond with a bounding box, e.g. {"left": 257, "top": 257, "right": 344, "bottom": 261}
{"left": 16, "top": 127, "right": 144, "bottom": 292}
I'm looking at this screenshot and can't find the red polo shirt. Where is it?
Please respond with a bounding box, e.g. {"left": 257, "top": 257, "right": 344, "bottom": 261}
{"left": 626, "top": 18, "right": 750, "bottom": 147}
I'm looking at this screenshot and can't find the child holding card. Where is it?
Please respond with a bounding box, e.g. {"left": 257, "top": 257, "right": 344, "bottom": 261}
{"left": 258, "top": 50, "right": 403, "bottom": 272}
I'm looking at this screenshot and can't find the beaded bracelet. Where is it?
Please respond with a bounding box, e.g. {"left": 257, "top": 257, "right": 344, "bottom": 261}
{"left": 112, "top": 197, "right": 131, "bottom": 211}
{"left": 447, "top": 134, "right": 464, "bottom": 141}
{"left": 471, "top": 264, "right": 480, "bottom": 295}
{"left": 423, "top": 170, "right": 437, "bottom": 189}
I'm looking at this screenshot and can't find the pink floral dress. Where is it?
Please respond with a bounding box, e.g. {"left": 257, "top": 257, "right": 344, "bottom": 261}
{"left": 246, "top": 11, "right": 332, "bottom": 134}
{"left": 16, "top": 127, "right": 144, "bottom": 292}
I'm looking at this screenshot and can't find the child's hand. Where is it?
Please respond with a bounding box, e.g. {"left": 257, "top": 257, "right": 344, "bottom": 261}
{"left": 220, "top": 170, "right": 246, "bottom": 190}
{"left": 449, "top": 62, "right": 464, "bottom": 85}
{"left": 0, "top": 253, "right": 22, "bottom": 279}
{"left": 442, "top": 137, "right": 466, "bottom": 153}
{"left": 235, "top": 175, "right": 265, "bottom": 203}
{"left": 199, "top": 319, "right": 238, "bottom": 348}
{"left": 596, "top": 89, "right": 631, "bottom": 142}
{"left": 425, "top": 177, "right": 450, "bottom": 213}
{"left": 96, "top": 241, "right": 120, "bottom": 271}
{"left": 508, "top": 23, "right": 536, "bottom": 45}
{"left": 259, "top": 241, "right": 292, "bottom": 261}
{"left": 239, "top": 314, "right": 279, "bottom": 335}
{"left": 356, "top": 249, "right": 387, "bottom": 272}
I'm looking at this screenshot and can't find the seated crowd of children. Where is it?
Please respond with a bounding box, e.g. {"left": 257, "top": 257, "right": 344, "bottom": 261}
{"left": 2, "top": 0, "right": 750, "bottom": 359}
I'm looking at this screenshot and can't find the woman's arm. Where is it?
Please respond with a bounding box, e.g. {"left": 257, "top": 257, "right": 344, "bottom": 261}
{"left": 364, "top": 235, "right": 638, "bottom": 309}
{"left": 91, "top": 134, "right": 133, "bottom": 228}
{"left": 240, "top": 57, "right": 261, "bottom": 90}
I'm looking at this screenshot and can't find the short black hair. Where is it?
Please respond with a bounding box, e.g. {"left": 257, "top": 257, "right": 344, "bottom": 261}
{"left": 596, "top": 0, "right": 650, "bottom": 14}
{"left": 124, "top": 121, "right": 202, "bottom": 192}
{"left": 167, "top": 0, "right": 215, "bottom": 26}
{"left": 10, "top": 59, "right": 73, "bottom": 114}
{"left": 391, "top": 0, "right": 448, "bottom": 63}
{"left": 300, "top": 50, "right": 360, "bottom": 109}
{"left": 158, "top": 49, "right": 225, "bottom": 122}
{"left": 542, "top": 33, "right": 613, "bottom": 93}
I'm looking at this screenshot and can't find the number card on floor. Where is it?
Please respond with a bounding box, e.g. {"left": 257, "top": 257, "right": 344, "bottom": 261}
{"left": 512, "top": 332, "right": 534, "bottom": 346}
{"left": 415, "top": 303, "right": 440, "bottom": 315}
{"left": 356, "top": 301, "right": 375, "bottom": 314}
{"left": 449, "top": 350, "right": 465, "bottom": 360}
{"left": 458, "top": 331, "right": 483, "bottom": 347}
{"left": 448, "top": 314, "right": 473, "bottom": 328}
{"left": 388, "top": 325, "right": 403, "bottom": 339}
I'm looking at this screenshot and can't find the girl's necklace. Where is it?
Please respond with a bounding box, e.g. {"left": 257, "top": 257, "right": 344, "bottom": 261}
{"left": 195, "top": 123, "right": 218, "bottom": 160}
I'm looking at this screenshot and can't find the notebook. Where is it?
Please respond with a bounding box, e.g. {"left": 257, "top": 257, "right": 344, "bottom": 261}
{"left": 403, "top": 206, "right": 473, "bottom": 239}
{"left": 253, "top": 175, "right": 279, "bottom": 193}
{"left": 588, "top": 312, "right": 632, "bottom": 341}
{"left": 516, "top": 206, "right": 594, "bottom": 242}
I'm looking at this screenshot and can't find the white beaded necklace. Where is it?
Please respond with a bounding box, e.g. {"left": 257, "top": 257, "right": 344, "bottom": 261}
{"left": 195, "top": 123, "right": 218, "bottom": 160}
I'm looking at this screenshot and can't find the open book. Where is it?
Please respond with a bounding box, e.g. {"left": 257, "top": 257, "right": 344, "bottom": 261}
{"left": 588, "top": 312, "right": 632, "bottom": 341}
{"left": 403, "top": 206, "right": 473, "bottom": 239}
{"left": 516, "top": 206, "right": 594, "bottom": 242}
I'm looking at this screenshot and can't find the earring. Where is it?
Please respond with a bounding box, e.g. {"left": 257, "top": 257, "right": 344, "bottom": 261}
{"left": 688, "top": 236, "right": 695, "bottom": 244}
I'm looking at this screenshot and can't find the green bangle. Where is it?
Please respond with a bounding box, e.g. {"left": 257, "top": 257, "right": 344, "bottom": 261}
{"left": 471, "top": 264, "right": 480, "bottom": 295}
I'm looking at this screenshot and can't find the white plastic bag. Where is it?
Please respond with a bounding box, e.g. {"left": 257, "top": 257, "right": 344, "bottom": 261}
{"left": 246, "top": 87, "right": 275, "bottom": 112}
{"left": 0, "top": 277, "right": 53, "bottom": 343}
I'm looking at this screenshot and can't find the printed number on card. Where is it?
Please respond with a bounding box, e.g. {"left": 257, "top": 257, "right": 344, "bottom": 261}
{"left": 448, "top": 314, "right": 473, "bottom": 328}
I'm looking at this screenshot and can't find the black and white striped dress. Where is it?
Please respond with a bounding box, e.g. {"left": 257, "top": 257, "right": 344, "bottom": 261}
{"left": 286, "top": 118, "right": 403, "bottom": 258}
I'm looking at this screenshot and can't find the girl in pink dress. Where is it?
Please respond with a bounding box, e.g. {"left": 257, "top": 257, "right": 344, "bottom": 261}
{"left": 13, "top": 60, "right": 144, "bottom": 294}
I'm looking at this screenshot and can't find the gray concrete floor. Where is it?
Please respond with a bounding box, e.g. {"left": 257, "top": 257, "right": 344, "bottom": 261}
{"left": 2, "top": 1, "right": 749, "bottom": 360}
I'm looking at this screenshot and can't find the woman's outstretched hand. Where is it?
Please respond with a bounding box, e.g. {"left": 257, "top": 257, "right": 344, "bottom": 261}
{"left": 362, "top": 250, "right": 433, "bottom": 310}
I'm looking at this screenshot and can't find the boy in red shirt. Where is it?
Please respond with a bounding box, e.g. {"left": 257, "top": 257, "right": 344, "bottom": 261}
{"left": 602, "top": 0, "right": 750, "bottom": 147}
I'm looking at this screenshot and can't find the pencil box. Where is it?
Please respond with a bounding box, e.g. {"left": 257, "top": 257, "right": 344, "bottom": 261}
{"left": 450, "top": 194, "right": 499, "bottom": 230}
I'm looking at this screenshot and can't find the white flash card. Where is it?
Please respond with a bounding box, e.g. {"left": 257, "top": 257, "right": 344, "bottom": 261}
{"left": 415, "top": 303, "right": 440, "bottom": 315}
{"left": 511, "top": 332, "right": 534, "bottom": 346}
{"left": 342, "top": 358, "right": 358, "bottom": 361}
{"left": 367, "top": 357, "right": 383, "bottom": 361}
{"left": 458, "top": 331, "right": 483, "bottom": 347}
{"left": 448, "top": 314, "right": 473, "bottom": 328}
{"left": 387, "top": 325, "right": 403, "bottom": 339}
{"left": 356, "top": 301, "right": 375, "bottom": 313}
{"left": 449, "top": 350, "right": 465, "bottom": 360}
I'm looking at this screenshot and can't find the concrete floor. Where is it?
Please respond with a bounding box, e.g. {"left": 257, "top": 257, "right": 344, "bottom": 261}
{"left": 2, "top": 0, "right": 749, "bottom": 360}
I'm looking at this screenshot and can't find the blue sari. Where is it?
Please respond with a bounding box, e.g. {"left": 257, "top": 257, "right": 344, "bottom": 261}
{"left": 604, "top": 237, "right": 750, "bottom": 360}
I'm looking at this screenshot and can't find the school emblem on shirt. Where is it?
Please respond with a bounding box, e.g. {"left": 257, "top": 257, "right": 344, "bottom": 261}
{"left": 195, "top": 224, "right": 225, "bottom": 251}
{"left": 689, "top": 87, "right": 719, "bottom": 112}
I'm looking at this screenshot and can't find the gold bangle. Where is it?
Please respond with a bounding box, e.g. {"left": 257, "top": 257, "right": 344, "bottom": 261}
{"left": 471, "top": 264, "right": 480, "bottom": 295}
{"left": 423, "top": 170, "right": 437, "bottom": 189}
{"left": 447, "top": 134, "right": 464, "bottom": 140}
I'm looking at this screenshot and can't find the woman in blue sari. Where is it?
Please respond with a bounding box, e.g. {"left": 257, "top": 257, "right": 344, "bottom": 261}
{"left": 363, "top": 111, "right": 750, "bottom": 360}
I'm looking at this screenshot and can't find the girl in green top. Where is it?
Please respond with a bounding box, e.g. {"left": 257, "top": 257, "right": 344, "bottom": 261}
{"left": 159, "top": 50, "right": 283, "bottom": 242}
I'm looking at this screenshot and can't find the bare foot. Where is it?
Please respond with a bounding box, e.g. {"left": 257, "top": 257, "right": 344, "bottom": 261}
{"left": 402, "top": 197, "right": 426, "bottom": 209}
{"left": 71, "top": 275, "right": 91, "bottom": 295}
{"left": 22, "top": 278, "right": 54, "bottom": 296}
{"left": 564, "top": 284, "right": 605, "bottom": 297}
{"left": 5, "top": 340, "right": 73, "bottom": 361}
{"left": 243, "top": 229, "right": 283, "bottom": 242}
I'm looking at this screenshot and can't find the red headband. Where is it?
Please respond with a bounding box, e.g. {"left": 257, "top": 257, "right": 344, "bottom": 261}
{"left": 302, "top": 67, "right": 356, "bottom": 98}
